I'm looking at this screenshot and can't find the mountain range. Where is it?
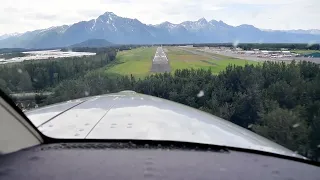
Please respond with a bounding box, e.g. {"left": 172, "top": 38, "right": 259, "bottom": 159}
{"left": 69, "top": 39, "right": 113, "bottom": 48}
{"left": 0, "top": 12, "right": 320, "bottom": 48}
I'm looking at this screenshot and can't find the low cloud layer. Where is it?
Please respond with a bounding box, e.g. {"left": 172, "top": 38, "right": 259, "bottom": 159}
{"left": 1, "top": 0, "right": 319, "bottom": 35}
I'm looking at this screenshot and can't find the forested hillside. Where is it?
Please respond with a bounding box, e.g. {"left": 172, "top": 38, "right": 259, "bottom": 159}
{"left": 0, "top": 51, "right": 319, "bottom": 161}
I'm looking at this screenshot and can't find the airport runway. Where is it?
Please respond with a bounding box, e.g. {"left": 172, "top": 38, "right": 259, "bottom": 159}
{"left": 151, "top": 47, "right": 171, "bottom": 73}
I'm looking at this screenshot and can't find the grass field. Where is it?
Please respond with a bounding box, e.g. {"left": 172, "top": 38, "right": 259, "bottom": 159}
{"left": 292, "top": 50, "right": 320, "bottom": 55}
{"left": 167, "top": 47, "right": 258, "bottom": 74}
{"left": 105, "top": 47, "right": 156, "bottom": 79}
{"left": 104, "top": 46, "right": 258, "bottom": 78}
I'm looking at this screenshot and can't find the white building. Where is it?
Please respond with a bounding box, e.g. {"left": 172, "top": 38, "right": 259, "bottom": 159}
{"left": 282, "top": 51, "right": 291, "bottom": 54}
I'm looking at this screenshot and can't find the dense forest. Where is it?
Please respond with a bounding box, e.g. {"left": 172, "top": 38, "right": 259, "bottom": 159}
{"left": 0, "top": 48, "right": 117, "bottom": 93}
{"left": 0, "top": 47, "right": 320, "bottom": 161}
{"left": 61, "top": 45, "right": 145, "bottom": 52}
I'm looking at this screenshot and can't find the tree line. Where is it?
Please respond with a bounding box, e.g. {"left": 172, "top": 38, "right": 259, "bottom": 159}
{"left": 61, "top": 45, "right": 147, "bottom": 53}
{"left": 0, "top": 48, "right": 117, "bottom": 93}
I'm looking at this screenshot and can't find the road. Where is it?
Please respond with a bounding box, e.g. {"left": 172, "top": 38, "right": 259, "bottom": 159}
{"left": 151, "top": 47, "right": 170, "bottom": 73}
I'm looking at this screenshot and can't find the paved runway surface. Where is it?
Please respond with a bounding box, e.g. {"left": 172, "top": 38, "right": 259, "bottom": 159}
{"left": 151, "top": 47, "right": 171, "bottom": 73}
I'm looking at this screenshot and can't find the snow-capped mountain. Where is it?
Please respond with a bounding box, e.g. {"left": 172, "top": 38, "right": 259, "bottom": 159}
{"left": 70, "top": 39, "right": 113, "bottom": 48}
{"left": 181, "top": 18, "right": 210, "bottom": 32}
{"left": 0, "top": 12, "right": 320, "bottom": 48}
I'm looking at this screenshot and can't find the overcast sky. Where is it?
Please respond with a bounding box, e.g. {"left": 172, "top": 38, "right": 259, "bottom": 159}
{"left": 0, "top": 0, "right": 319, "bottom": 35}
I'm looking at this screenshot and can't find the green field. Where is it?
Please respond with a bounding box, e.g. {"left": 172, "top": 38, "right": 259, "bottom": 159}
{"left": 292, "top": 50, "right": 320, "bottom": 55}
{"left": 105, "top": 47, "right": 156, "bottom": 78}
{"left": 167, "top": 47, "right": 258, "bottom": 74}
{"left": 105, "top": 46, "right": 258, "bottom": 78}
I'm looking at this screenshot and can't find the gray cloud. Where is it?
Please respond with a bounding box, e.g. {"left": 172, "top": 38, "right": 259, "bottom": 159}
{"left": 3, "top": 7, "right": 20, "bottom": 13}
{"left": 25, "top": 13, "right": 58, "bottom": 20}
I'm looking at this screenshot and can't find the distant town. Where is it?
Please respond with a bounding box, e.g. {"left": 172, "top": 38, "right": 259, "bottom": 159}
{"left": 179, "top": 45, "right": 320, "bottom": 64}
